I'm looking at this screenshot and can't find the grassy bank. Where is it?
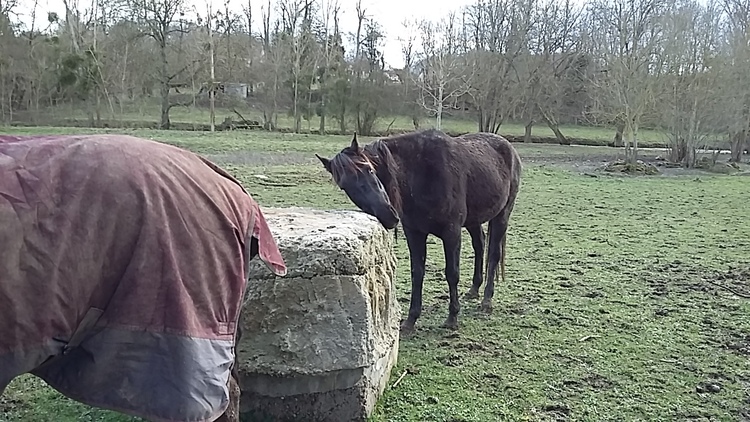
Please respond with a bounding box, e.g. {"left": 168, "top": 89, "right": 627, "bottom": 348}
{"left": 5, "top": 101, "right": 687, "bottom": 149}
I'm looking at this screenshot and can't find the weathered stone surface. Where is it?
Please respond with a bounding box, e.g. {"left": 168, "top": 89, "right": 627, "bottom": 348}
{"left": 238, "top": 207, "right": 401, "bottom": 422}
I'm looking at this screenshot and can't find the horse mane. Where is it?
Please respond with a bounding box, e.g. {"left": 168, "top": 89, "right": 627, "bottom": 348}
{"left": 363, "top": 139, "right": 402, "bottom": 214}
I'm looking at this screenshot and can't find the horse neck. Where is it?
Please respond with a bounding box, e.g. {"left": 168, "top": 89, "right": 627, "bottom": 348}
{"left": 367, "top": 140, "right": 403, "bottom": 213}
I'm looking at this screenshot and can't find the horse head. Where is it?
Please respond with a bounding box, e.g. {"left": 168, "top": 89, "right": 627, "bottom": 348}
{"left": 315, "top": 133, "right": 400, "bottom": 229}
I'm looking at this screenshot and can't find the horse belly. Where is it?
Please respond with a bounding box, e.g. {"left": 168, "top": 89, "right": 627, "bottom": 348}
{"left": 463, "top": 178, "right": 509, "bottom": 226}
{"left": 464, "top": 203, "right": 506, "bottom": 226}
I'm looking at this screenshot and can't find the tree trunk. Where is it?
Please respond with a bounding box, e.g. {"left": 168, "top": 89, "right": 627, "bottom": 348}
{"left": 159, "top": 40, "right": 170, "bottom": 130}
{"left": 436, "top": 85, "right": 443, "bottom": 130}
{"left": 524, "top": 120, "right": 533, "bottom": 143}
{"left": 293, "top": 74, "right": 300, "bottom": 133}
{"left": 492, "top": 116, "right": 503, "bottom": 134}
{"left": 613, "top": 119, "right": 624, "bottom": 147}
{"left": 319, "top": 94, "right": 326, "bottom": 135}
{"left": 0, "top": 72, "right": 5, "bottom": 123}
{"left": 685, "top": 97, "right": 699, "bottom": 168}
{"left": 631, "top": 121, "right": 639, "bottom": 164}
{"left": 339, "top": 105, "right": 346, "bottom": 132}
{"left": 623, "top": 119, "right": 633, "bottom": 164}
{"left": 263, "top": 111, "right": 272, "bottom": 130}
{"left": 550, "top": 123, "right": 570, "bottom": 145}
{"left": 685, "top": 143, "right": 695, "bottom": 168}
{"left": 95, "top": 92, "right": 101, "bottom": 124}
{"left": 477, "top": 107, "right": 485, "bottom": 132}
{"left": 479, "top": 109, "right": 502, "bottom": 133}
{"left": 730, "top": 131, "right": 744, "bottom": 163}
{"left": 160, "top": 85, "right": 170, "bottom": 129}
{"left": 265, "top": 70, "right": 279, "bottom": 130}
{"left": 670, "top": 137, "right": 687, "bottom": 165}
{"left": 539, "top": 109, "right": 569, "bottom": 145}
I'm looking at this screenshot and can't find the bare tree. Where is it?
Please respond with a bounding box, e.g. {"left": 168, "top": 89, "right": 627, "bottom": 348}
{"left": 660, "top": 0, "right": 724, "bottom": 166}
{"left": 0, "top": 7, "right": 21, "bottom": 121}
{"left": 463, "top": 0, "right": 535, "bottom": 133}
{"left": 721, "top": 0, "right": 750, "bottom": 162}
{"left": 586, "top": 0, "right": 666, "bottom": 164}
{"left": 206, "top": 2, "right": 216, "bottom": 131}
{"left": 350, "top": 0, "right": 366, "bottom": 131}
{"left": 278, "top": 0, "right": 317, "bottom": 132}
{"left": 0, "top": 0, "right": 18, "bottom": 16}
{"left": 526, "top": 0, "right": 582, "bottom": 144}
{"left": 397, "top": 18, "right": 421, "bottom": 129}
{"left": 413, "top": 13, "right": 472, "bottom": 130}
{"left": 316, "top": 0, "right": 340, "bottom": 134}
{"left": 126, "top": 0, "right": 189, "bottom": 129}
{"left": 257, "top": 0, "right": 286, "bottom": 129}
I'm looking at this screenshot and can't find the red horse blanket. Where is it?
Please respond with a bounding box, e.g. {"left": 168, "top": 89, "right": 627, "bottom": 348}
{"left": 0, "top": 134, "right": 286, "bottom": 422}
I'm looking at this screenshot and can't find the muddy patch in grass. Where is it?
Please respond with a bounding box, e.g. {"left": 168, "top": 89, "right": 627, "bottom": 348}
{"left": 642, "top": 260, "right": 750, "bottom": 298}
{"left": 601, "top": 159, "right": 661, "bottom": 175}
{"left": 541, "top": 403, "right": 571, "bottom": 418}
{"left": 723, "top": 333, "right": 750, "bottom": 356}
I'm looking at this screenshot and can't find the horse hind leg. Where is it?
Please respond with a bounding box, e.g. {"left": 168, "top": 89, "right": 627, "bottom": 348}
{"left": 214, "top": 370, "right": 241, "bottom": 422}
{"left": 464, "top": 224, "right": 485, "bottom": 300}
{"left": 214, "top": 345, "right": 242, "bottom": 422}
{"left": 482, "top": 203, "right": 514, "bottom": 313}
{"left": 441, "top": 226, "right": 463, "bottom": 330}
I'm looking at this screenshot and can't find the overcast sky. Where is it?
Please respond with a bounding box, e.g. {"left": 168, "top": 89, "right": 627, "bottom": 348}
{"left": 12, "top": 0, "right": 478, "bottom": 69}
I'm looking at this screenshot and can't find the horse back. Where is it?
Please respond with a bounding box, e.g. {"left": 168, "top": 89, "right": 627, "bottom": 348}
{"left": 456, "top": 132, "right": 522, "bottom": 185}
{"left": 389, "top": 130, "right": 520, "bottom": 230}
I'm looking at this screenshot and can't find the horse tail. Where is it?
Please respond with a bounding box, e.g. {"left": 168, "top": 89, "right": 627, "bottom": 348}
{"left": 487, "top": 178, "right": 518, "bottom": 286}
{"left": 500, "top": 231, "right": 506, "bottom": 284}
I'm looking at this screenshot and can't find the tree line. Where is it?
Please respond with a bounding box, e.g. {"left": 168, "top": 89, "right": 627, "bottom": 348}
{"left": 1, "top": 0, "right": 749, "bottom": 165}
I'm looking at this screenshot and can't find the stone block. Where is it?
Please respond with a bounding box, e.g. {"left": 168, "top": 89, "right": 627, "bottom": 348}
{"left": 238, "top": 207, "right": 401, "bottom": 422}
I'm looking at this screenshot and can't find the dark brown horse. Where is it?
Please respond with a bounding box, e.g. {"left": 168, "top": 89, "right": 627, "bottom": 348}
{"left": 316, "top": 129, "right": 522, "bottom": 332}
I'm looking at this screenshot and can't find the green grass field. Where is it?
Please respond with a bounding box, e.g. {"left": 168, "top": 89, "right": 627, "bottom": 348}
{"left": 1, "top": 127, "right": 749, "bottom": 422}
{"left": 11, "top": 100, "right": 682, "bottom": 146}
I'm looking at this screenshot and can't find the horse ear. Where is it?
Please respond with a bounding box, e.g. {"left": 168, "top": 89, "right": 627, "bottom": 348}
{"left": 350, "top": 132, "right": 359, "bottom": 151}
{"left": 315, "top": 153, "right": 332, "bottom": 173}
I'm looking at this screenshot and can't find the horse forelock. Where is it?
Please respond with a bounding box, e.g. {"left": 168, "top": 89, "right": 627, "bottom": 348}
{"left": 329, "top": 150, "right": 373, "bottom": 185}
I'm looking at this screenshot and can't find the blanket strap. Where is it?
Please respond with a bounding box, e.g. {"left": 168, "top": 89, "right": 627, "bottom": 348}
{"left": 62, "top": 307, "right": 105, "bottom": 354}
{"left": 33, "top": 307, "right": 105, "bottom": 373}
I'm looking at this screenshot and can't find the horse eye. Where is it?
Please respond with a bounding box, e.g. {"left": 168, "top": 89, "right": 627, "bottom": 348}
{"left": 368, "top": 167, "right": 375, "bottom": 174}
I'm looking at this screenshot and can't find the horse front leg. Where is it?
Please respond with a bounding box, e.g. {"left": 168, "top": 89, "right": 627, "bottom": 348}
{"left": 400, "top": 226, "right": 428, "bottom": 334}
{"left": 442, "top": 227, "right": 462, "bottom": 330}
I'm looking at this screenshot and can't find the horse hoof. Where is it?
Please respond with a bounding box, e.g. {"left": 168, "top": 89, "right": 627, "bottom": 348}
{"left": 442, "top": 318, "right": 459, "bottom": 331}
{"left": 464, "top": 289, "right": 479, "bottom": 300}
{"left": 480, "top": 300, "right": 493, "bottom": 314}
{"left": 400, "top": 320, "right": 416, "bottom": 335}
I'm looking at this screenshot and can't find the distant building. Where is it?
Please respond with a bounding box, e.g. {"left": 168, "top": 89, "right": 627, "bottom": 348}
{"left": 223, "top": 83, "right": 249, "bottom": 99}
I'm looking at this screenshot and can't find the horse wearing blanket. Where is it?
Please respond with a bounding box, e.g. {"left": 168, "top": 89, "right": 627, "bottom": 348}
{"left": 0, "top": 134, "right": 287, "bottom": 422}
